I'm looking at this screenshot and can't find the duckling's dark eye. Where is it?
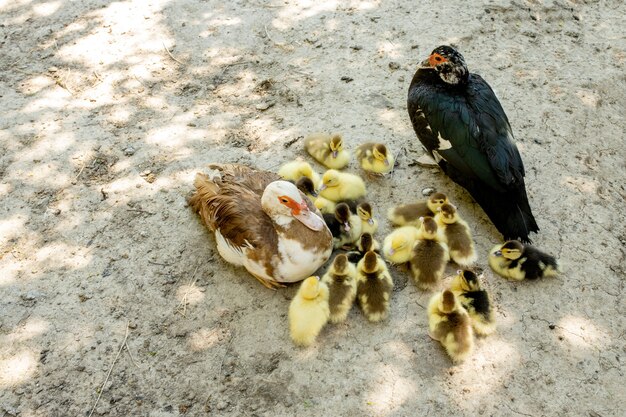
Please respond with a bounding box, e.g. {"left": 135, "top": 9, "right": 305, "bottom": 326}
{"left": 435, "top": 56, "right": 442, "bottom": 62}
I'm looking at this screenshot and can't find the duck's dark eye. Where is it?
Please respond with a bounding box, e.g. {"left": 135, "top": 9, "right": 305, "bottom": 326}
{"left": 435, "top": 56, "right": 442, "bottom": 62}
{"left": 280, "top": 198, "right": 289, "bottom": 203}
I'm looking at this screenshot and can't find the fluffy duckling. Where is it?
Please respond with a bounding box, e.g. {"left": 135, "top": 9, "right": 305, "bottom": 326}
{"left": 321, "top": 254, "right": 358, "bottom": 323}
{"left": 410, "top": 217, "right": 449, "bottom": 291}
{"left": 314, "top": 196, "right": 336, "bottom": 214}
{"left": 278, "top": 159, "right": 321, "bottom": 188}
{"left": 323, "top": 203, "right": 362, "bottom": 249}
{"left": 304, "top": 133, "right": 350, "bottom": 169}
{"left": 387, "top": 192, "right": 449, "bottom": 227}
{"left": 314, "top": 196, "right": 363, "bottom": 215}
{"left": 355, "top": 142, "right": 395, "bottom": 175}
{"left": 427, "top": 289, "right": 474, "bottom": 363}
{"left": 450, "top": 270, "right": 496, "bottom": 336}
{"left": 319, "top": 169, "right": 367, "bottom": 202}
{"left": 356, "top": 202, "right": 378, "bottom": 235}
{"left": 356, "top": 251, "right": 394, "bottom": 322}
{"left": 435, "top": 203, "right": 477, "bottom": 267}
{"left": 347, "top": 232, "right": 380, "bottom": 263}
{"left": 288, "top": 276, "right": 330, "bottom": 347}
{"left": 295, "top": 177, "right": 318, "bottom": 200}
{"left": 489, "top": 240, "right": 560, "bottom": 281}
{"left": 382, "top": 226, "right": 421, "bottom": 264}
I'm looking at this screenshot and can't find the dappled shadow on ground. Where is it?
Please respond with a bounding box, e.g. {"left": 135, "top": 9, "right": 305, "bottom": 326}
{"left": 1, "top": 0, "right": 625, "bottom": 416}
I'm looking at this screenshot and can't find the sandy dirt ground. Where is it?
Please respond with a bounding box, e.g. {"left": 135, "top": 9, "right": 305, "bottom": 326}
{"left": 1, "top": 0, "right": 625, "bottom": 416}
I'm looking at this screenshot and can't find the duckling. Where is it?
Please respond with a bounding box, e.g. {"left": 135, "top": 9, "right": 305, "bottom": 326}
{"left": 356, "top": 202, "right": 378, "bottom": 235}
{"left": 278, "top": 159, "right": 321, "bottom": 187}
{"left": 322, "top": 203, "right": 362, "bottom": 249}
{"left": 314, "top": 195, "right": 363, "bottom": 215}
{"left": 347, "top": 232, "right": 380, "bottom": 263}
{"left": 357, "top": 232, "right": 380, "bottom": 253}
{"left": 387, "top": 192, "right": 449, "bottom": 227}
{"left": 450, "top": 270, "right": 496, "bottom": 336}
{"left": 319, "top": 169, "right": 367, "bottom": 202}
{"left": 355, "top": 142, "right": 395, "bottom": 175}
{"left": 410, "top": 217, "right": 449, "bottom": 291}
{"left": 288, "top": 276, "right": 330, "bottom": 347}
{"left": 489, "top": 240, "right": 560, "bottom": 281}
{"left": 427, "top": 289, "right": 474, "bottom": 363}
{"left": 314, "top": 195, "right": 336, "bottom": 214}
{"left": 321, "top": 254, "right": 358, "bottom": 323}
{"left": 434, "top": 203, "right": 477, "bottom": 267}
{"left": 304, "top": 133, "right": 350, "bottom": 169}
{"left": 382, "top": 226, "right": 421, "bottom": 264}
{"left": 356, "top": 251, "right": 394, "bottom": 322}
{"left": 295, "top": 177, "right": 318, "bottom": 200}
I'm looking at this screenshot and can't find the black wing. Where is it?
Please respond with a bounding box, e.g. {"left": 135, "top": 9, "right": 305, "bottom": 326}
{"left": 409, "top": 74, "right": 524, "bottom": 192}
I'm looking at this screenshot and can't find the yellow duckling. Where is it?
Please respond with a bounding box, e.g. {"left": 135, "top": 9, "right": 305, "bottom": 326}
{"left": 288, "top": 276, "right": 330, "bottom": 347}
{"left": 321, "top": 254, "right": 357, "bottom": 323}
{"left": 304, "top": 133, "right": 350, "bottom": 169}
{"left": 382, "top": 226, "right": 421, "bottom": 264}
{"left": 428, "top": 289, "right": 474, "bottom": 363}
{"left": 434, "top": 203, "right": 477, "bottom": 267}
{"left": 387, "top": 192, "right": 449, "bottom": 227}
{"left": 278, "top": 159, "right": 321, "bottom": 188}
{"left": 319, "top": 169, "right": 367, "bottom": 202}
{"left": 410, "top": 217, "right": 449, "bottom": 291}
{"left": 355, "top": 142, "right": 395, "bottom": 175}
{"left": 314, "top": 195, "right": 336, "bottom": 214}
{"left": 489, "top": 240, "right": 561, "bottom": 281}
{"left": 450, "top": 270, "right": 496, "bottom": 336}
{"left": 356, "top": 202, "right": 378, "bottom": 235}
{"left": 356, "top": 251, "right": 394, "bottom": 322}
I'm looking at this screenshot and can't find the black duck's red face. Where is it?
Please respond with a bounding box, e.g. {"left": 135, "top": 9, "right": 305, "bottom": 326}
{"left": 420, "top": 45, "right": 469, "bottom": 85}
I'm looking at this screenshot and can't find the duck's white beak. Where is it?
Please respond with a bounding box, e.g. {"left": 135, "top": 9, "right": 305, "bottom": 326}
{"left": 293, "top": 206, "right": 325, "bottom": 231}
{"left": 368, "top": 218, "right": 374, "bottom": 225}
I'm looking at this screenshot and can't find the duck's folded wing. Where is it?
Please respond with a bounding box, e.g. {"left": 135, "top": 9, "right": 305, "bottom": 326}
{"left": 416, "top": 76, "right": 525, "bottom": 193}
{"left": 189, "top": 172, "right": 278, "bottom": 252}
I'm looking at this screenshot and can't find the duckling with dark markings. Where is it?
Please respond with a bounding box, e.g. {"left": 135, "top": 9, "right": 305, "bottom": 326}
{"left": 347, "top": 232, "right": 380, "bottom": 264}
{"left": 428, "top": 289, "right": 474, "bottom": 363}
{"left": 321, "top": 254, "right": 357, "bottom": 324}
{"left": 489, "top": 240, "right": 560, "bottom": 281}
{"left": 450, "top": 270, "right": 496, "bottom": 336}
{"left": 410, "top": 216, "right": 449, "bottom": 291}
{"left": 387, "top": 192, "right": 449, "bottom": 227}
{"left": 435, "top": 203, "right": 477, "bottom": 267}
{"left": 322, "top": 203, "right": 362, "bottom": 249}
{"left": 356, "top": 251, "right": 394, "bottom": 322}
{"left": 356, "top": 202, "right": 378, "bottom": 235}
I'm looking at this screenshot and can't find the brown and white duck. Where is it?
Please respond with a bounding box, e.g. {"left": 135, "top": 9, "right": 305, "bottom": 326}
{"left": 188, "top": 164, "right": 333, "bottom": 289}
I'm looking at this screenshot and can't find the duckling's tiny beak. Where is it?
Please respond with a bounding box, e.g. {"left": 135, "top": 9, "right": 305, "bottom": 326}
{"left": 332, "top": 150, "right": 338, "bottom": 158}
{"left": 388, "top": 248, "right": 395, "bottom": 256}
{"left": 384, "top": 159, "right": 390, "bottom": 167}
{"left": 343, "top": 222, "right": 351, "bottom": 232}
{"left": 311, "top": 190, "right": 319, "bottom": 197}
{"left": 368, "top": 218, "right": 374, "bottom": 225}
{"left": 318, "top": 184, "right": 327, "bottom": 191}
{"left": 494, "top": 250, "right": 502, "bottom": 257}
